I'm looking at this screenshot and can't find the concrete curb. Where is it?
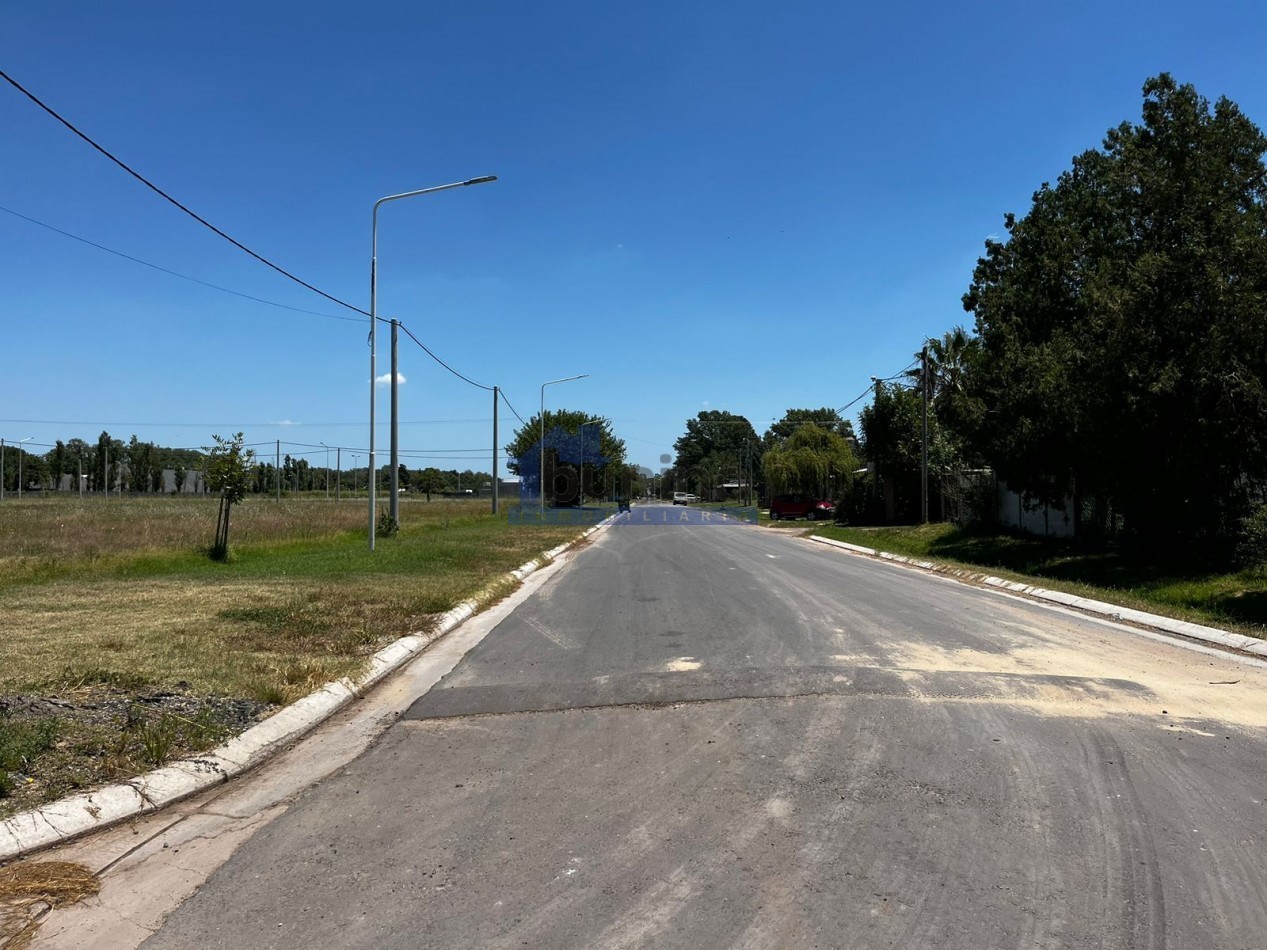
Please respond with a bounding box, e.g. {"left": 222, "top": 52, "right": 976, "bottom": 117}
{"left": 809, "top": 534, "right": 1267, "bottom": 660}
{"left": 0, "top": 519, "right": 610, "bottom": 862}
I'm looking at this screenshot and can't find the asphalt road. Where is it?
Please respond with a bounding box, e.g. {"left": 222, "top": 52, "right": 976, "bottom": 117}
{"left": 140, "top": 505, "right": 1267, "bottom": 949}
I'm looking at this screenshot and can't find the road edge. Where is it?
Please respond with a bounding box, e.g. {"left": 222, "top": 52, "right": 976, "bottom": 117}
{"left": 0, "top": 520, "right": 610, "bottom": 862}
{"left": 808, "top": 534, "right": 1267, "bottom": 661}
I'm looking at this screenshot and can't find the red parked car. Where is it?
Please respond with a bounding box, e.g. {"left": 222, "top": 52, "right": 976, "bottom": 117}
{"left": 768, "top": 494, "right": 835, "bottom": 521}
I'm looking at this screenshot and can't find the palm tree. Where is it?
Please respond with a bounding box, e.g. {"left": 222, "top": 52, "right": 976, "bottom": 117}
{"left": 908, "top": 326, "right": 980, "bottom": 410}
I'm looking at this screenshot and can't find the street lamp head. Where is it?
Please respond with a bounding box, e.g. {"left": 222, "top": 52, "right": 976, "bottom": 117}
{"left": 464, "top": 175, "right": 498, "bottom": 185}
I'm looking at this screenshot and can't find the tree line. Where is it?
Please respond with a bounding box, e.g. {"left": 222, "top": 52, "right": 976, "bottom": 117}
{"left": 2, "top": 432, "right": 205, "bottom": 494}
{"left": 669, "top": 75, "right": 1267, "bottom": 561}
{"left": 3, "top": 431, "right": 494, "bottom": 500}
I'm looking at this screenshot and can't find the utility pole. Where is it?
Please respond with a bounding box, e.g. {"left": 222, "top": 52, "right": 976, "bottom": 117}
{"left": 276, "top": 440, "right": 281, "bottom": 502}
{"left": 336, "top": 447, "right": 341, "bottom": 502}
{"left": 871, "top": 376, "right": 881, "bottom": 506}
{"left": 390, "top": 318, "right": 400, "bottom": 525}
{"left": 492, "top": 386, "right": 500, "bottom": 515}
{"left": 0, "top": 439, "right": 5, "bottom": 501}
{"left": 104, "top": 443, "right": 108, "bottom": 499}
{"left": 921, "top": 344, "right": 929, "bottom": 525}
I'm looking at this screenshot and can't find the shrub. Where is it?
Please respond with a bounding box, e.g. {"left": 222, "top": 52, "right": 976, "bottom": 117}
{"left": 1235, "top": 503, "right": 1267, "bottom": 570}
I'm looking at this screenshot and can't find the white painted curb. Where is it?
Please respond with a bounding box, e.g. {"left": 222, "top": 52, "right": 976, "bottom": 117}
{"left": 809, "top": 534, "right": 1267, "bottom": 660}
{"left": 0, "top": 519, "right": 611, "bottom": 862}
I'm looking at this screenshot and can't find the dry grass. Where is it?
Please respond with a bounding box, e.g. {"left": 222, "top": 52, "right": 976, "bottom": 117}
{"left": 0, "top": 861, "right": 99, "bottom": 949}
{"left": 0, "top": 495, "right": 434, "bottom": 563}
{"left": 0, "top": 495, "right": 585, "bottom": 815}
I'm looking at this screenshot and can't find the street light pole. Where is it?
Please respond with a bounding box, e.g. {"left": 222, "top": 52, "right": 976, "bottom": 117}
{"left": 539, "top": 375, "right": 589, "bottom": 515}
{"left": 370, "top": 175, "right": 497, "bottom": 551}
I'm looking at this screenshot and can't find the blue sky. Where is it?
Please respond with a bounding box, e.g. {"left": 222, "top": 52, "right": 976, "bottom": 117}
{"left": 3, "top": 1, "right": 1266, "bottom": 474}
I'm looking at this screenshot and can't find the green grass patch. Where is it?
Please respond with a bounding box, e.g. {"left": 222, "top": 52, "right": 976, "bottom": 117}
{"left": 815, "top": 523, "right": 1267, "bottom": 638}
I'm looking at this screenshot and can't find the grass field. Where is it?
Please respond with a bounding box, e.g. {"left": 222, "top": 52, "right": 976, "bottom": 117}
{"left": 0, "top": 495, "right": 587, "bottom": 815}
{"left": 815, "top": 522, "right": 1267, "bottom": 638}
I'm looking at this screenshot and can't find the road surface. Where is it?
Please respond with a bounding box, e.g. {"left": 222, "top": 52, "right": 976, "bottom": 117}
{"left": 57, "top": 507, "right": 1267, "bottom": 947}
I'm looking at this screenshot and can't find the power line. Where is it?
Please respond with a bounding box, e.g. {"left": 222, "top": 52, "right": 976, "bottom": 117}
{"left": 0, "top": 417, "right": 489, "bottom": 428}
{"left": 395, "top": 321, "right": 494, "bottom": 392}
{"left": 836, "top": 386, "right": 874, "bottom": 415}
{"left": 835, "top": 359, "right": 921, "bottom": 415}
{"left": 499, "top": 390, "right": 527, "bottom": 427}
{"left": 0, "top": 68, "right": 370, "bottom": 317}
{"left": 0, "top": 204, "right": 360, "bottom": 324}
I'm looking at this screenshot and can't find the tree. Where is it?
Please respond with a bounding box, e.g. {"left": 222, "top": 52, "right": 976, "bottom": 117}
{"left": 173, "top": 463, "right": 187, "bottom": 495}
{"left": 94, "top": 431, "right": 122, "bottom": 493}
{"left": 416, "top": 467, "right": 445, "bottom": 502}
{"left": 671, "top": 410, "right": 760, "bottom": 498}
{"left": 859, "top": 382, "right": 958, "bottom": 523}
{"left": 762, "top": 424, "right": 858, "bottom": 499}
{"left": 48, "top": 441, "right": 68, "bottom": 492}
{"left": 505, "top": 410, "right": 626, "bottom": 506}
{"left": 964, "top": 74, "right": 1267, "bottom": 550}
{"left": 205, "top": 433, "right": 255, "bottom": 561}
{"left": 65, "top": 439, "right": 91, "bottom": 491}
{"left": 763, "top": 408, "right": 855, "bottom": 448}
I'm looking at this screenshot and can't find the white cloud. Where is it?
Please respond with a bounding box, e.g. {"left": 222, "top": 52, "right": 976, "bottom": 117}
{"left": 275, "top": 419, "right": 298, "bottom": 427}
{"left": 375, "top": 372, "right": 407, "bottom": 386}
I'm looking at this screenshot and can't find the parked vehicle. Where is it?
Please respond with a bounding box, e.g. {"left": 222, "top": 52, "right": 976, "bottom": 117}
{"left": 769, "top": 494, "right": 835, "bottom": 521}
{"left": 672, "top": 491, "right": 690, "bottom": 505}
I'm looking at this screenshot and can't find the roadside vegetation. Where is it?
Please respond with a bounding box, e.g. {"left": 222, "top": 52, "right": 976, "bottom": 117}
{"left": 815, "top": 523, "right": 1267, "bottom": 639}
{"left": 0, "top": 495, "right": 584, "bottom": 817}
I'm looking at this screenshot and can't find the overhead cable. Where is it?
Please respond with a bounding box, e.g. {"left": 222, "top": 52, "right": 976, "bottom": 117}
{"left": 0, "top": 204, "right": 360, "bottom": 323}
{"left": 396, "top": 321, "right": 494, "bottom": 392}
{"left": 0, "top": 68, "right": 370, "bottom": 317}
{"left": 499, "top": 390, "right": 527, "bottom": 427}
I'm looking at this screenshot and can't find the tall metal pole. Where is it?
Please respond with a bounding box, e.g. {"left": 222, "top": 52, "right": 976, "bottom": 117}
{"left": 921, "top": 344, "right": 929, "bottom": 525}
{"left": 321, "top": 442, "right": 330, "bottom": 499}
{"left": 390, "top": 318, "right": 400, "bottom": 525}
{"left": 539, "top": 374, "right": 589, "bottom": 516}
{"left": 336, "top": 447, "right": 341, "bottom": 502}
{"left": 492, "top": 386, "right": 500, "bottom": 515}
{"left": 370, "top": 176, "right": 497, "bottom": 551}
{"left": 539, "top": 387, "right": 545, "bottom": 516}
{"left": 276, "top": 440, "right": 281, "bottom": 502}
{"left": 0, "top": 438, "right": 5, "bottom": 501}
{"left": 370, "top": 207, "right": 379, "bottom": 548}
{"left": 872, "top": 376, "right": 882, "bottom": 507}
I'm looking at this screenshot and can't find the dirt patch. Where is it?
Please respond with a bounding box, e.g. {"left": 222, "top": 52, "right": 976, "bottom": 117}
{"left": 0, "top": 860, "right": 99, "bottom": 949}
{"left": 882, "top": 617, "right": 1267, "bottom": 730}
